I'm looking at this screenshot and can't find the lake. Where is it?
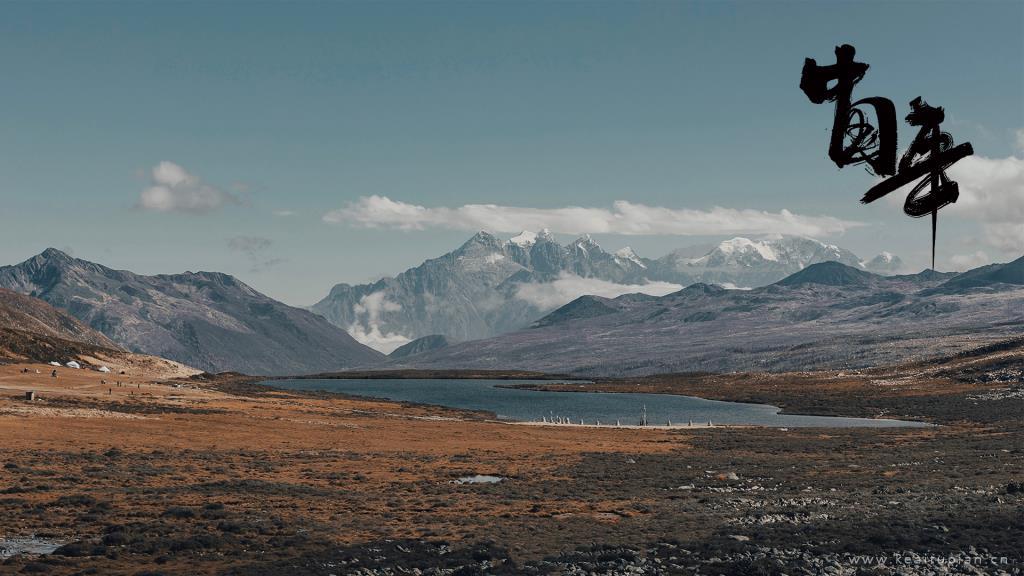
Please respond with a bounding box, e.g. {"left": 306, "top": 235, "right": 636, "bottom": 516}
{"left": 265, "top": 378, "right": 930, "bottom": 428}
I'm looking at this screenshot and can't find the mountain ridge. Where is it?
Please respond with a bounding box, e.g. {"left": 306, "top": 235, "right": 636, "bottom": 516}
{"left": 0, "top": 287, "right": 119, "bottom": 350}
{"left": 312, "top": 232, "right": 905, "bottom": 351}
{"left": 391, "top": 259, "right": 1024, "bottom": 376}
{"left": 926, "top": 255, "right": 1024, "bottom": 294}
{"left": 388, "top": 334, "right": 452, "bottom": 359}
{"left": 0, "top": 249, "right": 385, "bottom": 374}
{"left": 775, "top": 261, "right": 877, "bottom": 287}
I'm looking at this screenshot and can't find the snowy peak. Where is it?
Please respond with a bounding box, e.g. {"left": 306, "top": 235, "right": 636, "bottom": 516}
{"left": 509, "top": 230, "right": 537, "bottom": 248}
{"left": 569, "top": 234, "right": 602, "bottom": 258}
{"left": 460, "top": 230, "right": 503, "bottom": 250}
{"left": 313, "top": 231, "right": 904, "bottom": 353}
{"left": 862, "top": 252, "right": 905, "bottom": 274}
{"left": 648, "top": 236, "right": 879, "bottom": 288}
{"left": 503, "top": 230, "right": 650, "bottom": 277}
{"left": 710, "top": 237, "right": 779, "bottom": 263}
{"left": 453, "top": 233, "right": 519, "bottom": 272}
{"left": 507, "top": 228, "right": 557, "bottom": 246}
{"left": 572, "top": 234, "right": 600, "bottom": 248}
{"left": 614, "top": 247, "right": 647, "bottom": 269}
{"left": 709, "top": 236, "right": 860, "bottom": 268}
{"left": 456, "top": 231, "right": 510, "bottom": 267}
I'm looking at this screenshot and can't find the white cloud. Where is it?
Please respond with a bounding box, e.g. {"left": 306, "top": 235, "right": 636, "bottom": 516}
{"left": 514, "top": 273, "right": 682, "bottom": 310}
{"left": 324, "top": 195, "right": 863, "bottom": 238}
{"left": 716, "top": 282, "right": 752, "bottom": 290}
{"left": 880, "top": 153, "right": 1024, "bottom": 254}
{"left": 346, "top": 292, "right": 411, "bottom": 353}
{"left": 137, "top": 161, "right": 240, "bottom": 214}
{"left": 946, "top": 154, "right": 1024, "bottom": 253}
{"left": 347, "top": 324, "right": 411, "bottom": 354}
{"left": 1016, "top": 129, "right": 1024, "bottom": 153}
{"left": 949, "top": 251, "right": 990, "bottom": 271}
{"left": 272, "top": 210, "right": 296, "bottom": 217}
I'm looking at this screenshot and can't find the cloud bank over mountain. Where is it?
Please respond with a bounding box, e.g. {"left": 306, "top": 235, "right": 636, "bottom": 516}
{"left": 324, "top": 195, "right": 864, "bottom": 237}
{"left": 513, "top": 273, "right": 682, "bottom": 310}
{"left": 346, "top": 291, "right": 412, "bottom": 353}
{"left": 947, "top": 154, "right": 1024, "bottom": 253}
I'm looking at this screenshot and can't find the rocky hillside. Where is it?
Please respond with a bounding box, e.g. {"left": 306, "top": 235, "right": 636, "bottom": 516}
{"left": 0, "top": 249, "right": 385, "bottom": 374}
{"left": 0, "top": 288, "right": 117, "bottom": 349}
{"left": 388, "top": 335, "right": 452, "bottom": 359}
{"left": 0, "top": 288, "right": 121, "bottom": 365}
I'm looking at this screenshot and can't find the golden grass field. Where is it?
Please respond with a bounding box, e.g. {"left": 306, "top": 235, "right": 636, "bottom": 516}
{"left": 0, "top": 355, "right": 1021, "bottom": 574}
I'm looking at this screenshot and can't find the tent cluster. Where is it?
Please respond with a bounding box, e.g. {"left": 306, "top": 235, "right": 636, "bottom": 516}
{"left": 44, "top": 360, "right": 111, "bottom": 372}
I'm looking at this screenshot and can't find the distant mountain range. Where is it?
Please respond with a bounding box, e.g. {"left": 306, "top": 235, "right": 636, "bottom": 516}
{"left": 0, "top": 249, "right": 384, "bottom": 374}
{"left": 2, "top": 245, "right": 1017, "bottom": 379}
{"left": 311, "top": 232, "right": 905, "bottom": 352}
{"left": 390, "top": 257, "right": 1024, "bottom": 376}
{"left": 647, "top": 237, "right": 903, "bottom": 288}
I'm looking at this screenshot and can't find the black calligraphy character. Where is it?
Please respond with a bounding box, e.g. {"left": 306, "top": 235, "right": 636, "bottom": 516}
{"left": 862, "top": 97, "right": 974, "bottom": 268}
{"left": 801, "top": 44, "right": 897, "bottom": 176}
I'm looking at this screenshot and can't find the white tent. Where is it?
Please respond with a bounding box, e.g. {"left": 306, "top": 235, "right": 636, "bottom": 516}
{"left": 48, "top": 362, "right": 61, "bottom": 367}
{"left": 65, "top": 361, "right": 81, "bottom": 369}
{"left": 97, "top": 366, "right": 111, "bottom": 373}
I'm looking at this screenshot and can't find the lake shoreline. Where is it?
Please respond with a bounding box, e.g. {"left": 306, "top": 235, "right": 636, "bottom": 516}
{"left": 263, "top": 377, "right": 932, "bottom": 428}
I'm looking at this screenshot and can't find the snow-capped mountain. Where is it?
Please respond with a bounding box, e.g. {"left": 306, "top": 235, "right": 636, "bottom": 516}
{"left": 311, "top": 230, "right": 656, "bottom": 352}
{"left": 648, "top": 236, "right": 876, "bottom": 288}
{"left": 861, "top": 252, "right": 905, "bottom": 275}
{"left": 614, "top": 247, "right": 647, "bottom": 270}
{"left": 397, "top": 258, "right": 1023, "bottom": 376}
{"left": 312, "top": 232, "right": 903, "bottom": 352}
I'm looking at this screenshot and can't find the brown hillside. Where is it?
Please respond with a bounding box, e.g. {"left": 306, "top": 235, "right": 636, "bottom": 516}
{"left": 0, "top": 288, "right": 118, "bottom": 349}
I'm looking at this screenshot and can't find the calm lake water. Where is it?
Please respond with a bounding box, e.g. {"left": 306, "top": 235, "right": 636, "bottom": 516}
{"left": 265, "top": 378, "right": 929, "bottom": 428}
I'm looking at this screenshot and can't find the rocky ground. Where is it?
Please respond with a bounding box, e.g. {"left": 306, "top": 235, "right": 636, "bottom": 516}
{"left": 0, "top": 351, "right": 1021, "bottom": 575}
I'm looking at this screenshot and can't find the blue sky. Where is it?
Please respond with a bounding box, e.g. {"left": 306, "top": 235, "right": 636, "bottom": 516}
{"left": 0, "top": 1, "right": 1021, "bottom": 304}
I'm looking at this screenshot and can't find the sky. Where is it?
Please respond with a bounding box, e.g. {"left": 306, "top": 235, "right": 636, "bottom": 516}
{"left": 0, "top": 1, "right": 1021, "bottom": 305}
